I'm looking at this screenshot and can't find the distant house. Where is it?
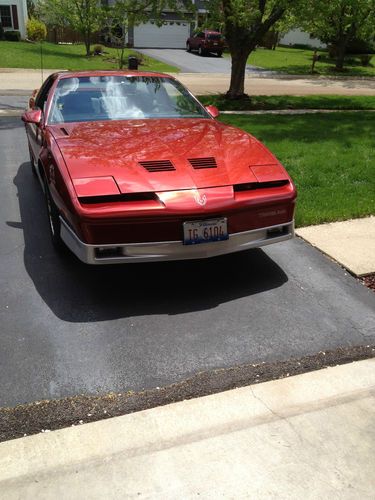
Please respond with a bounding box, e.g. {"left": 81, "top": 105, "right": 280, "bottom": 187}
{"left": 278, "top": 29, "right": 326, "bottom": 49}
{"left": 0, "top": 0, "right": 28, "bottom": 39}
{"left": 106, "top": 0, "right": 195, "bottom": 49}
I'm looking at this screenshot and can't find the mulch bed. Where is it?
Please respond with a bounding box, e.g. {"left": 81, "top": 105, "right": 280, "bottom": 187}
{"left": 362, "top": 272, "right": 375, "bottom": 292}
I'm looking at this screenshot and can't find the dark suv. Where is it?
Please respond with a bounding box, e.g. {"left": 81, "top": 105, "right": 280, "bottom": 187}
{"left": 186, "top": 30, "right": 225, "bottom": 57}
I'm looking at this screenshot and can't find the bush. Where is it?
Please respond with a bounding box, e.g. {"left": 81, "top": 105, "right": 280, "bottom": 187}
{"left": 291, "top": 43, "right": 314, "bottom": 50}
{"left": 26, "top": 18, "right": 47, "bottom": 41}
{"left": 346, "top": 38, "right": 375, "bottom": 55}
{"left": 360, "top": 54, "right": 372, "bottom": 67}
{"left": 93, "top": 44, "right": 103, "bottom": 55}
{"left": 0, "top": 23, "right": 4, "bottom": 41}
{"left": 4, "top": 30, "right": 21, "bottom": 41}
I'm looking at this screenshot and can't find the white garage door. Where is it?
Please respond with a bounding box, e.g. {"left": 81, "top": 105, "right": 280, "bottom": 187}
{"left": 134, "top": 21, "right": 190, "bottom": 49}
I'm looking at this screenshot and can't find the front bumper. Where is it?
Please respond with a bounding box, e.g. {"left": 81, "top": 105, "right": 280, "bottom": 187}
{"left": 60, "top": 217, "right": 294, "bottom": 265}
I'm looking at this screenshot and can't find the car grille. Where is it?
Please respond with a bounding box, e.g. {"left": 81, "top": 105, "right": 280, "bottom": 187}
{"left": 188, "top": 157, "right": 218, "bottom": 169}
{"left": 139, "top": 160, "right": 176, "bottom": 172}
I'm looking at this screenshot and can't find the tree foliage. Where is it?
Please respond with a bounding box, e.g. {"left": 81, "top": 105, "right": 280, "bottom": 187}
{"left": 295, "top": 0, "right": 375, "bottom": 70}
{"left": 37, "top": 0, "right": 105, "bottom": 56}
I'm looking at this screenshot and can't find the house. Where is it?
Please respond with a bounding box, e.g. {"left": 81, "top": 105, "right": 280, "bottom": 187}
{"left": 279, "top": 29, "right": 326, "bottom": 49}
{"left": 0, "top": 0, "right": 28, "bottom": 39}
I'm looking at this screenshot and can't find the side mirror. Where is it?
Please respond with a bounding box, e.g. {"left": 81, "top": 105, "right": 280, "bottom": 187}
{"left": 205, "top": 105, "right": 220, "bottom": 118}
{"left": 22, "top": 109, "right": 42, "bottom": 125}
{"left": 29, "top": 89, "right": 39, "bottom": 109}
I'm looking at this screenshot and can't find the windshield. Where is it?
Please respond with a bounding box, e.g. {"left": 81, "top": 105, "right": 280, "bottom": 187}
{"left": 48, "top": 76, "right": 209, "bottom": 124}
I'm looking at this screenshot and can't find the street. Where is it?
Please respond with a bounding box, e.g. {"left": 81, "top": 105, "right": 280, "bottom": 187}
{"left": 1, "top": 108, "right": 374, "bottom": 408}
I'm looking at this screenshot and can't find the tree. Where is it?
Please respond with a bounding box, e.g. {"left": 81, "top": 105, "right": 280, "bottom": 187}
{"left": 27, "top": 0, "right": 37, "bottom": 18}
{"left": 296, "top": 0, "right": 375, "bottom": 71}
{"left": 37, "top": 0, "right": 104, "bottom": 56}
{"left": 206, "top": 0, "right": 298, "bottom": 99}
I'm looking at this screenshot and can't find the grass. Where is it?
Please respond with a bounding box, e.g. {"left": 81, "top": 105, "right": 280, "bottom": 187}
{"left": 0, "top": 41, "right": 178, "bottom": 73}
{"left": 235, "top": 46, "right": 375, "bottom": 77}
{"left": 219, "top": 113, "right": 375, "bottom": 227}
{"left": 198, "top": 94, "right": 375, "bottom": 111}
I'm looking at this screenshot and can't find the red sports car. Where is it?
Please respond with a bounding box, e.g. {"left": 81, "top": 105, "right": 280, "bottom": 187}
{"left": 22, "top": 70, "right": 296, "bottom": 265}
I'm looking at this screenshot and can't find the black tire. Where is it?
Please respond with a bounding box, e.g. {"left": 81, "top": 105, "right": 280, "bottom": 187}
{"left": 44, "top": 181, "right": 64, "bottom": 250}
{"left": 186, "top": 42, "right": 191, "bottom": 52}
{"left": 28, "top": 145, "right": 37, "bottom": 176}
{"left": 217, "top": 51, "right": 223, "bottom": 57}
{"left": 198, "top": 45, "right": 205, "bottom": 56}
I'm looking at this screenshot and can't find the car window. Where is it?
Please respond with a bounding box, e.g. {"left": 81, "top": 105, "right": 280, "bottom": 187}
{"left": 48, "top": 76, "right": 210, "bottom": 124}
{"left": 207, "top": 34, "right": 222, "bottom": 41}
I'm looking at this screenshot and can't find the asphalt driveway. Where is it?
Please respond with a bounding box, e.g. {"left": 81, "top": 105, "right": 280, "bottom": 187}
{"left": 1, "top": 112, "right": 374, "bottom": 408}
{"left": 137, "top": 48, "right": 269, "bottom": 74}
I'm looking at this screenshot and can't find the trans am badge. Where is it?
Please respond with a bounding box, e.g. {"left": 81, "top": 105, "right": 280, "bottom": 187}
{"left": 194, "top": 193, "right": 207, "bottom": 206}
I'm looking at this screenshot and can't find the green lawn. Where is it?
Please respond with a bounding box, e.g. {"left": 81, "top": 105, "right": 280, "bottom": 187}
{"left": 234, "top": 46, "right": 375, "bottom": 77}
{"left": 0, "top": 41, "right": 178, "bottom": 73}
{"left": 199, "top": 94, "right": 375, "bottom": 111}
{"left": 219, "top": 113, "right": 375, "bottom": 227}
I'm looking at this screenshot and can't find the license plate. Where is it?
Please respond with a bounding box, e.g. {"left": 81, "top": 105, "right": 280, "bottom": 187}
{"left": 183, "top": 218, "right": 228, "bottom": 245}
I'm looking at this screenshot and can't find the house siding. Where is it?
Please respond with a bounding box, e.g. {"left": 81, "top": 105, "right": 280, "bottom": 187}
{"left": 0, "top": 0, "right": 28, "bottom": 38}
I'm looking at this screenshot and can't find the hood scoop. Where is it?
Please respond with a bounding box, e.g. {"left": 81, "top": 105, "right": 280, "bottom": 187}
{"left": 188, "top": 157, "right": 217, "bottom": 169}
{"left": 139, "top": 160, "right": 175, "bottom": 173}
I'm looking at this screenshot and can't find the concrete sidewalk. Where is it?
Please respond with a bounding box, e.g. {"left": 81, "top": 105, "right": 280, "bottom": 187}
{"left": 296, "top": 216, "right": 375, "bottom": 276}
{"left": 0, "top": 359, "right": 374, "bottom": 498}
{"left": 1, "top": 68, "right": 375, "bottom": 95}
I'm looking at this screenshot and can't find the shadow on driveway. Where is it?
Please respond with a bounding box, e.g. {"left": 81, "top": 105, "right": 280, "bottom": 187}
{"left": 11, "top": 162, "right": 288, "bottom": 323}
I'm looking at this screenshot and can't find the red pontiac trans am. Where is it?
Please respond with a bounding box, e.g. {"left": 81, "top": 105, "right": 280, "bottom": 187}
{"left": 22, "top": 70, "right": 296, "bottom": 265}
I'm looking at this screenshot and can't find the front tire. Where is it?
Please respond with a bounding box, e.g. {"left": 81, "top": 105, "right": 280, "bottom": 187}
{"left": 44, "top": 181, "right": 64, "bottom": 250}
{"left": 217, "top": 51, "right": 223, "bottom": 57}
{"left": 186, "top": 42, "right": 191, "bottom": 52}
{"left": 198, "top": 45, "right": 205, "bottom": 56}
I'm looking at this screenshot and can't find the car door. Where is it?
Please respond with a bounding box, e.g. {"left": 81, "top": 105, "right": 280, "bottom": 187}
{"left": 192, "top": 32, "right": 204, "bottom": 50}
{"left": 27, "top": 75, "right": 55, "bottom": 163}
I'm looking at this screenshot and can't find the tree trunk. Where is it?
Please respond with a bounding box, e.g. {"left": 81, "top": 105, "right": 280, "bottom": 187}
{"left": 335, "top": 38, "right": 347, "bottom": 71}
{"left": 84, "top": 32, "right": 91, "bottom": 57}
{"left": 226, "top": 49, "right": 251, "bottom": 99}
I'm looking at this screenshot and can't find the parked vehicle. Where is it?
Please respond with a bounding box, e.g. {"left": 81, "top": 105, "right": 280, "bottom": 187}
{"left": 22, "top": 70, "right": 296, "bottom": 265}
{"left": 186, "top": 30, "right": 225, "bottom": 56}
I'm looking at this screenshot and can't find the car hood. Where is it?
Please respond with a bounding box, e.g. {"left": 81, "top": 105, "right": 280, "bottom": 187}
{"left": 50, "top": 118, "right": 281, "bottom": 195}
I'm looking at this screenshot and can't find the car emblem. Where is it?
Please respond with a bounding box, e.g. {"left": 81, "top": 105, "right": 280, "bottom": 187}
{"left": 194, "top": 193, "right": 207, "bottom": 206}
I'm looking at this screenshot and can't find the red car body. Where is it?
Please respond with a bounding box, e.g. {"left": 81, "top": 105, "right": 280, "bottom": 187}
{"left": 186, "top": 30, "right": 225, "bottom": 56}
{"left": 22, "top": 70, "right": 296, "bottom": 265}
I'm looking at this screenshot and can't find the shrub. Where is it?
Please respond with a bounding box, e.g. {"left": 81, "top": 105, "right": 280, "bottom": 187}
{"left": 0, "top": 23, "right": 4, "bottom": 41}
{"left": 4, "top": 30, "right": 21, "bottom": 41}
{"left": 360, "top": 54, "right": 372, "bottom": 66}
{"left": 93, "top": 44, "right": 103, "bottom": 55}
{"left": 26, "top": 17, "right": 47, "bottom": 42}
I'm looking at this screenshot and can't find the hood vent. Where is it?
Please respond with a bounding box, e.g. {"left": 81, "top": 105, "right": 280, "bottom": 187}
{"left": 188, "top": 157, "right": 217, "bottom": 169}
{"left": 139, "top": 160, "right": 175, "bottom": 172}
